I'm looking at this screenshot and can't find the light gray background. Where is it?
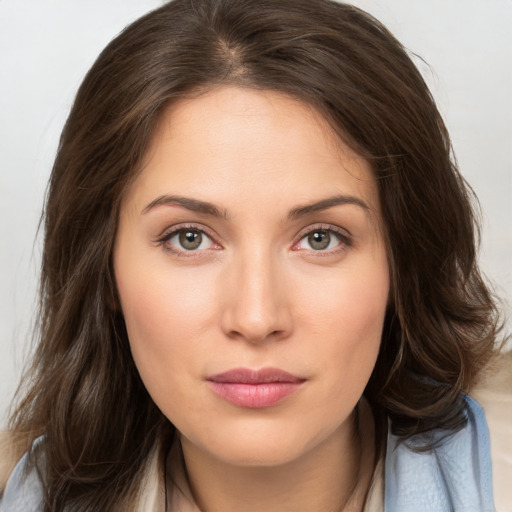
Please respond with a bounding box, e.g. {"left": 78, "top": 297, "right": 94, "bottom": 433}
{"left": 1, "top": 0, "right": 511, "bottom": 426}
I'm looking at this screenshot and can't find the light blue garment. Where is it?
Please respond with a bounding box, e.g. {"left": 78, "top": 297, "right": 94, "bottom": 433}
{"left": 0, "top": 436, "right": 44, "bottom": 512}
{"left": 384, "top": 395, "right": 495, "bottom": 511}
{"left": 1, "top": 396, "right": 495, "bottom": 511}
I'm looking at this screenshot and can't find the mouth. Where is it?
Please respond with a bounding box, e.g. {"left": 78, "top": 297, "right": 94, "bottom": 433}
{"left": 206, "top": 367, "right": 306, "bottom": 408}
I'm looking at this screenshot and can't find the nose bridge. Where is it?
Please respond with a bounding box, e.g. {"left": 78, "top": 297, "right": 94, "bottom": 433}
{"left": 221, "top": 243, "right": 290, "bottom": 342}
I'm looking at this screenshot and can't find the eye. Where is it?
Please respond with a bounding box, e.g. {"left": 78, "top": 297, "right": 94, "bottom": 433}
{"left": 160, "top": 227, "right": 217, "bottom": 252}
{"left": 294, "top": 227, "right": 350, "bottom": 252}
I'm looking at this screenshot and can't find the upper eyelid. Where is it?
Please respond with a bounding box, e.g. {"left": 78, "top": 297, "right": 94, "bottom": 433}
{"left": 294, "top": 223, "right": 351, "bottom": 240}
{"left": 156, "top": 223, "right": 218, "bottom": 242}
{"left": 155, "top": 224, "right": 221, "bottom": 256}
{"left": 292, "top": 224, "right": 353, "bottom": 253}
{"left": 154, "top": 222, "right": 352, "bottom": 247}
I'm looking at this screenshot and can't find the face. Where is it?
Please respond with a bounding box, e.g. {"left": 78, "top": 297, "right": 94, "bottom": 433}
{"left": 114, "top": 86, "right": 389, "bottom": 467}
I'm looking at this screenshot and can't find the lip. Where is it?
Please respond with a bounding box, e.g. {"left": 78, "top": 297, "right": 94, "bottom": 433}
{"left": 206, "top": 367, "right": 305, "bottom": 408}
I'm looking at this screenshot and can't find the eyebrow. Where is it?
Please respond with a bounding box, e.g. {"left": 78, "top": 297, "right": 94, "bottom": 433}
{"left": 142, "top": 193, "right": 369, "bottom": 219}
{"left": 288, "top": 195, "right": 369, "bottom": 219}
{"left": 142, "top": 195, "right": 228, "bottom": 218}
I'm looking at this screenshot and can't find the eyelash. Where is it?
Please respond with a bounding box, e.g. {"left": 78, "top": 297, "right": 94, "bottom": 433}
{"left": 155, "top": 224, "right": 221, "bottom": 258}
{"left": 292, "top": 224, "right": 352, "bottom": 255}
{"left": 155, "top": 223, "right": 352, "bottom": 258}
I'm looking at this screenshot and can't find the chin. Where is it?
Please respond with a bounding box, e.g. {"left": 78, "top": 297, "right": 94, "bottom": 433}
{"left": 185, "top": 416, "right": 344, "bottom": 469}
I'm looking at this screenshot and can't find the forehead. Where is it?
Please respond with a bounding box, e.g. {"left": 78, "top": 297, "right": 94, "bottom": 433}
{"left": 124, "top": 86, "right": 381, "bottom": 221}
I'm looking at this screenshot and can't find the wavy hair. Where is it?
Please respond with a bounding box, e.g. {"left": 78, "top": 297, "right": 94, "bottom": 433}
{"left": 7, "top": 0, "right": 501, "bottom": 510}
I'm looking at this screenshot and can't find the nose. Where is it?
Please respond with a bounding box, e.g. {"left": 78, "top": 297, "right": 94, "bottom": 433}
{"left": 220, "top": 248, "right": 293, "bottom": 343}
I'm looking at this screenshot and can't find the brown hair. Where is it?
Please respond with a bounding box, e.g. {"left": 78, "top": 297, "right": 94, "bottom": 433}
{"left": 7, "top": 0, "right": 501, "bottom": 509}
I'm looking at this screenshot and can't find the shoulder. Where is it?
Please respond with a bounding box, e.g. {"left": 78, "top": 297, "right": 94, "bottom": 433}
{"left": 471, "top": 350, "right": 512, "bottom": 512}
{"left": 384, "top": 352, "right": 512, "bottom": 512}
{"left": 383, "top": 351, "right": 512, "bottom": 512}
{"left": 0, "top": 434, "right": 43, "bottom": 512}
{"left": 385, "top": 393, "right": 495, "bottom": 511}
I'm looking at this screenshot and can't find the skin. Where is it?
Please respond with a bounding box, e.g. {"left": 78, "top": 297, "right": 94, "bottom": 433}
{"left": 114, "top": 86, "right": 390, "bottom": 511}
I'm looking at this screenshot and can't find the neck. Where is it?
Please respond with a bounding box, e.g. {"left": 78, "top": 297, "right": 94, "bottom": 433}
{"left": 176, "top": 401, "right": 376, "bottom": 512}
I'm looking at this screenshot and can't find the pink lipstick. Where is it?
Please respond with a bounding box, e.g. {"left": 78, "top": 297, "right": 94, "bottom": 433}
{"left": 206, "top": 368, "right": 305, "bottom": 408}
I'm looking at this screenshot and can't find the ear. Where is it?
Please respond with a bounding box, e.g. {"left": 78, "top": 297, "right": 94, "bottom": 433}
{"left": 107, "top": 287, "right": 122, "bottom": 312}
{"left": 105, "top": 269, "right": 122, "bottom": 312}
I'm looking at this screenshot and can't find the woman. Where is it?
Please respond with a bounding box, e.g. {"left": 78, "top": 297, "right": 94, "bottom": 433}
{"left": 0, "top": 0, "right": 509, "bottom": 510}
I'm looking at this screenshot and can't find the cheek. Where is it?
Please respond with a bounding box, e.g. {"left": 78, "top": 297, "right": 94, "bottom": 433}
{"left": 114, "top": 252, "right": 218, "bottom": 390}
{"left": 298, "top": 256, "right": 389, "bottom": 387}
{"left": 339, "top": 271, "right": 389, "bottom": 343}
{"left": 302, "top": 260, "right": 389, "bottom": 342}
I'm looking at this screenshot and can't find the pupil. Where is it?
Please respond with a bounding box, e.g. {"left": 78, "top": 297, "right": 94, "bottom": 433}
{"left": 179, "top": 230, "right": 202, "bottom": 250}
{"left": 308, "top": 230, "right": 330, "bottom": 250}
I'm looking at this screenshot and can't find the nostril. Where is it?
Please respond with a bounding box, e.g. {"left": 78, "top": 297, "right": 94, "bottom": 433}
{"left": 226, "top": 328, "right": 286, "bottom": 344}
